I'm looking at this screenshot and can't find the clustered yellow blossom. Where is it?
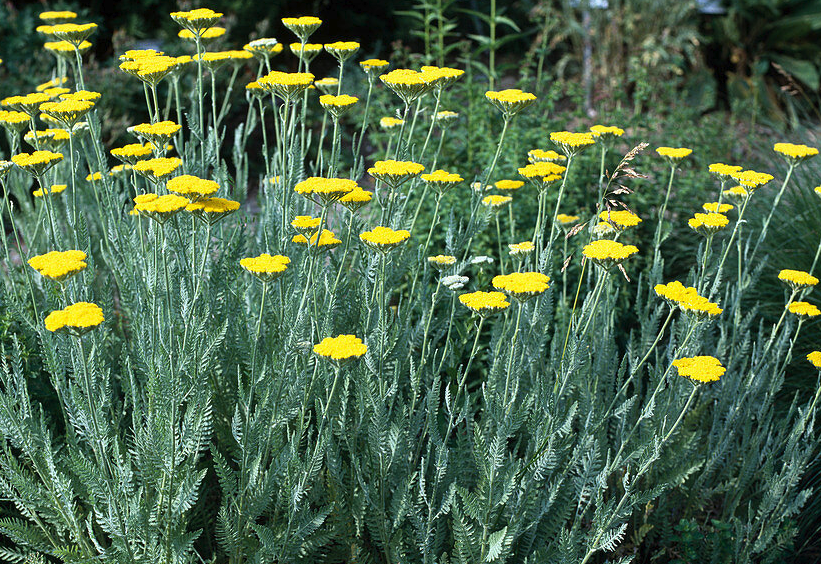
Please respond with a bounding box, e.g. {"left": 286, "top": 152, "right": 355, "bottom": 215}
{"left": 294, "top": 176, "right": 357, "bottom": 204}
{"left": 722, "top": 185, "right": 749, "bottom": 204}
{"left": 688, "top": 212, "right": 729, "bottom": 236}
{"left": 672, "top": 356, "right": 725, "bottom": 383}
{"left": 339, "top": 187, "right": 373, "bottom": 212}
{"left": 360, "top": 226, "right": 410, "bottom": 252}
{"left": 133, "top": 157, "right": 182, "bottom": 183}
{"left": 656, "top": 146, "right": 692, "bottom": 164}
{"left": 282, "top": 16, "right": 322, "bottom": 41}
{"left": 12, "top": 150, "right": 64, "bottom": 176}
{"left": 2, "top": 92, "right": 52, "bottom": 115}
{"left": 582, "top": 239, "right": 639, "bottom": 269}
{"left": 550, "top": 131, "right": 596, "bottom": 155}
{"left": 28, "top": 250, "right": 87, "bottom": 282}
{"left": 291, "top": 215, "right": 322, "bottom": 237}
{"left": 179, "top": 27, "right": 226, "bottom": 41}
{"left": 434, "top": 110, "right": 458, "bottom": 127}
{"left": 654, "top": 281, "right": 722, "bottom": 318}
{"left": 482, "top": 195, "right": 512, "bottom": 209}
{"left": 778, "top": 269, "right": 819, "bottom": 290}
{"left": 319, "top": 94, "right": 359, "bottom": 117}
{"left": 170, "top": 8, "right": 223, "bottom": 36}
{"left": 44, "top": 39, "right": 90, "bottom": 56}
{"left": 313, "top": 334, "right": 367, "bottom": 362}
{"left": 492, "top": 272, "right": 550, "bottom": 300}
{"left": 293, "top": 229, "right": 342, "bottom": 251}
{"left": 379, "top": 69, "right": 431, "bottom": 103}
{"left": 428, "top": 255, "right": 456, "bottom": 270}
{"left": 131, "top": 121, "right": 181, "bottom": 147}
{"left": 132, "top": 193, "right": 189, "bottom": 223}
{"left": 368, "top": 160, "right": 425, "bottom": 187}
{"left": 517, "top": 161, "right": 566, "bottom": 190}
{"left": 111, "top": 143, "right": 153, "bottom": 164}
{"left": 702, "top": 202, "right": 733, "bottom": 213}
{"left": 485, "top": 89, "right": 536, "bottom": 116}
{"left": 380, "top": 116, "right": 404, "bottom": 129}
{"left": 24, "top": 129, "right": 70, "bottom": 151}
{"left": 166, "top": 174, "right": 219, "bottom": 201}
{"left": 421, "top": 66, "right": 464, "bottom": 89}
{"left": 590, "top": 124, "right": 624, "bottom": 141}
{"left": 258, "top": 71, "right": 315, "bottom": 100}
{"left": 33, "top": 184, "right": 67, "bottom": 197}
{"left": 421, "top": 169, "right": 463, "bottom": 193}
{"left": 240, "top": 253, "right": 290, "bottom": 282}
{"left": 459, "top": 291, "right": 510, "bottom": 316}
{"left": 244, "top": 38, "right": 283, "bottom": 59}
{"left": 45, "top": 302, "right": 104, "bottom": 335}
{"left": 599, "top": 210, "right": 641, "bottom": 231}
{"left": 360, "top": 58, "right": 390, "bottom": 75}
{"left": 51, "top": 23, "right": 98, "bottom": 46}
{"left": 730, "top": 170, "right": 773, "bottom": 190}
{"left": 773, "top": 142, "right": 818, "bottom": 164}
{"left": 556, "top": 214, "right": 580, "bottom": 227}
{"left": 120, "top": 56, "right": 181, "bottom": 85}
{"left": 708, "top": 163, "right": 742, "bottom": 179}
{"left": 528, "top": 149, "right": 566, "bottom": 163}
{"left": 787, "top": 302, "right": 821, "bottom": 318}
{"left": 186, "top": 197, "right": 240, "bottom": 224}
{"left": 39, "top": 98, "right": 95, "bottom": 126}
{"left": 313, "top": 77, "right": 339, "bottom": 94}
{"left": 0, "top": 110, "right": 30, "bottom": 133}
{"left": 508, "top": 241, "right": 534, "bottom": 256}
{"left": 324, "top": 41, "right": 360, "bottom": 62}
{"left": 39, "top": 11, "right": 78, "bottom": 23}
{"left": 808, "top": 351, "right": 821, "bottom": 370}
{"left": 495, "top": 179, "right": 524, "bottom": 191}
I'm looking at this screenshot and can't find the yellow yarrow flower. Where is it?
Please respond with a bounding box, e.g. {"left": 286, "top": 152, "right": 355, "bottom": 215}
{"left": 51, "top": 23, "right": 97, "bottom": 46}
{"left": 688, "top": 212, "right": 729, "bottom": 236}
{"left": 599, "top": 210, "right": 641, "bottom": 232}
{"left": 807, "top": 351, "right": 821, "bottom": 370}
{"left": 495, "top": 179, "right": 524, "bottom": 191}
{"left": 774, "top": 142, "right": 818, "bottom": 165}
{"left": 379, "top": 69, "right": 432, "bottom": 104}
{"left": 186, "top": 197, "right": 239, "bottom": 224}
{"left": 12, "top": 151, "right": 63, "bottom": 176}
{"left": 340, "top": 188, "right": 373, "bottom": 213}
{"left": 258, "top": 71, "right": 315, "bottom": 101}
{"left": 39, "top": 11, "right": 78, "bottom": 23}
{"left": 133, "top": 157, "right": 182, "bottom": 184}
{"left": 313, "top": 334, "right": 367, "bottom": 363}
{"left": 244, "top": 38, "right": 282, "bottom": 60}
{"left": 319, "top": 94, "right": 359, "bottom": 118}
{"left": 434, "top": 110, "right": 459, "bottom": 128}
{"left": 170, "top": 8, "right": 223, "bottom": 36}
{"left": 45, "top": 40, "right": 92, "bottom": 58}
{"left": 111, "top": 143, "right": 153, "bottom": 165}
{"left": 551, "top": 131, "right": 596, "bottom": 156}
{"left": 788, "top": 302, "right": 821, "bottom": 318}
{"left": 131, "top": 121, "right": 181, "bottom": 148}
{"left": 528, "top": 149, "right": 566, "bottom": 163}
{"left": 518, "top": 161, "right": 567, "bottom": 191}
{"left": 582, "top": 239, "right": 639, "bottom": 269}
{"left": 428, "top": 255, "right": 457, "bottom": 271}
{"left": 656, "top": 146, "right": 692, "bottom": 164}
{"left": 590, "top": 124, "right": 624, "bottom": 143}
{"left": 291, "top": 215, "right": 322, "bottom": 237}
{"left": 722, "top": 185, "right": 749, "bottom": 204}
{"left": 730, "top": 170, "right": 773, "bottom": 191}
{"left": 459, "top": 291, "right": 510, "bottom": 316}
{"left": 294, "top": 176, "right": 357, "bottom": 205}
{"left": 421, "top": 169, "right": 463, "bottom": 193}
{"left": 0, "top": 110, "right": 31, "bottom": 134}
{"left": 39, "top": 98, "right": 94, "bottom": 127}
{"left": 492, "top": 272, "right": 550, "bottom": 301}
{"left": 282, "top": 16, "right": 322, "bottom": 41}
{"left": 33, "top": 184, "right": 67, "bottom": 197}
{"left": 778, "top": 269, "right": 819, "bottom": 290}
{"left": 368, "top": 160, "right": 425, "bottom": 188}
{"left": 324, "top": 41, "right": 360, "bottom": 62}
{"left": 360, "top": 58, "right": 390, "bottom": 75}
{"left": 240, "top": 253, "right": 290, "bottom": 283}
{"left": 2, "top": 92, "right": 52, "bottom": 116}
{"left": 485, "top": 89, "right": 536, "bottom": 116}
{"left": 482, "top": 195, "right": 512, "bottom": 210}
{"left": 360, "top": 226, "right": 410, "bottom": 252}
{"left": 420, "top": 66, "right": 465, "bottom": 89}
{"left": 28, "top": 250, "right": 87, "bottom": 282}
{"left": 179, "top": 27, "right": 225, "bottom": 42}
{"left": 380, "top": 116, "right": 404, "bottom": 130}
{"left": 44, "top": 302, "right": 104, "bottom": 335}
{"left": 132, "top": 193, "right": 188, "bottom": 223}
{"left": 702, "top": 202, "right": 734, "bottom": 214}
{"left": 673, "top": 356, "right": 725, "bottom": 383}
{"left": 508, "top": 241, "right": 534, "bottom": 257}
{"left": 293, "top": 229, "right": 342, "bottom": 251}
{"left": 166, "top": 174, "right": 220, "bottom": 202}
{"left": 708, "top": 163, "right": 743, "bottom": 179}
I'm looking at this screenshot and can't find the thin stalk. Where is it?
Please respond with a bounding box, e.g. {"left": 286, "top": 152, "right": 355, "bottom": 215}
{"left": 653, "top": 164, "right": 677, "bottom": 252}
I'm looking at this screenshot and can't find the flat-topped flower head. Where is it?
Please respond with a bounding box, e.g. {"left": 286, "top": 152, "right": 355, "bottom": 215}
{"left": 428, "top": 255, "right": 456, "bottom": 271}
{"left": 133, "top": 157, "right": 182, "bottom": 184}
{"left": 673, "top": 356, "right": 725, "bottom": 383}
{"left": 191, "top": 51, "right": 235, "bottom": 72}
{"left": 656, "top": 146, "right": 692, "bottom": 165}
{"left": 654, "top": 280, "right": 691, "bottom": 308}
{"left": 33, "top": 183, "right": 67, "bottom": 197}
{"left": 51, "top": 23, "right": 97, "bottom": 46}
{"left": 654, "top": 281, "right": 723, "bottom": 317}
{"left": 245, "top": 80, "right": 265, "bottom": 99}
{"left": 45, "top": 302, "right": 104, "bottom": 336}
{"left": 599, "top": 209, "right": 641, "bottom": 232}
{"left": 2, "top": 92, "right": 52, "bottom": 116}
{"left": 289, "top": 42, "right": 323, "bottom": 62}
{"left": 29, "top": 250, "right": 87, "bottom": 282}
{"left": 703, "top": 202, "right": 733, "bottom": 214}
{"left": 788, "top": 301, "right": 821, "bottom": 318}
{"left": 132, "top": 193, "right": 188, "bottom": 223}
{"left": 471, "top": 182, "right": 492, "bottom": 193}
{"left": 120, "top": 55, "right": 182, "bottom": 85}
{"left": 244, "top": 38, "right": 282, "bottom": 60}
{"left": 179, "top": 26, "right": 225, "bottom": 43}
{"left": 459, "top": 291, "right": 510, "bottom": 316}
{"left": 39, "top": 11, "right": 77, "bottom": 23}
{"left": 324, "top": 41, "right": 360, "bottom": 62}
{"left": 85, "top": 172, "right": 103, "bottom": 182}
{"left": 778, "top": 269, "right": 819, "bottom": 291}
{"left": 556, "top": 214, "right": 580, "bottom": 230}
{"left": 282, "top": 16, "right": 322, "bottom": 41}
{"left": 774, "top": 142, "right": 818, "bottom": 165}
{"left": 482, "top": 195, "right": 512, "bottom": 211}
{"left": 590, "top": 125, "right": 624, "bottom": 143}
{"left": 258, "top": 71, "right": 315, "bottom": 101}
{"left": 380, "top": 69, "right": 432, "bottom": 104}
{"left": 45, "top": 40, "right": 92, "bottom": 59}
{"left": 551, "top": 131, "right": 596, "bottom": 156}
{"left": 492, "top": 272, "right": 550, "bottom": 301}
{"left": 111, "top": 143, "right": 153, "bottom": 165}
{"left": 583, "top": 239, "right": 639, "bottom": 269}
{"left": 708, "top": 163, "right": 743, "bottom": 180}
{"left": 360, "top": 58, "right": 390, "bottom": 77}
{"left": 185, "top": 197, "right": 239, "bottom": 224}
{"left": 313, "top": 77, "right": 339, "bottom": 94}
{"left": 131, "top": 121, "right": 181, "bottom": 148}
{"left": 380, "top": 116, "right": 404, "bottom": 130}
{"left": 293, "top": 229, "right": 342, "bottom": 252}
{"left": 723, "top": 185, "right": 749, "bottom": 204}
{"left": 62, "top": 91, "right": 102, "bottom": 103}
{"left": 360, "top": 226, "right": 410, "bottom": 253}
{"left": 24, "top": 129, "right": 70, "bottom": 152}
{"left": 0, "top": 110, "right": 30, "bottom": 134}
{"left": 368, "top": 159, "right": 425, "bottom": 188}
{"left": 39, "top": 98, "right": 94, "bottom": 127}
{"left": 314, "top": 334, "right": 367, "bottom": 364}
{"left": 518, "top": 161, "right": 567, "bottom": 191}
{"left": 240, "top": 253, "right": 290, "bottom": 283}
{"left": 291, "top": 215, "right": 322, "bottom": 237}
{"left": 730, "top": 170, "right": 773, "bottom": 191}
{"left": 110, "top": 164, "right": 132, "bottom": 178}
{"left": 119, "top": 49, "right": 163, "bottom": 62}
{"left": 528, "top": 149, "right": 566, "bottom": 163}
{"left": 421, "top": 169, "right": 463, "bottom": 193}
{"left": 808, "top": 351, "right": 821, "bottom": 370}
{"left": 495, "top": 179, "right": 524, "bottom": 191}
{"left": 688, "top": 212, "right": 728, "bottom": 236}
{"left": 294, "top": 176, "right": 357, "bottom": 205}
{"left": 508, "top": 241, "right": 535, "bottom": 257}
{"left": 319, "top": 94, "right": 359, "bottom": 118}
{"left": 485, "top": 88, "right": 536, "bottom": 117}
{"left": 12, "top": 151, "right": 63, "bottom": 176}
{"left": 340, "top": 187, "right": 373, "bottom": 213}
{"left": 421, "top": 66, "right": 465, "bottom": 89}
{"left": 171, "top": 8, "right": 223, "bottom": 35}
{"left": 434, "top": 110, "right": 459, "bottom": 128}
{"left": 166, "top": 174, "right": 219, "bottom": 202}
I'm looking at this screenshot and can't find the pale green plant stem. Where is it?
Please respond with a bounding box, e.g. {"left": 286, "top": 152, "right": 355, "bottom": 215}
{"left": 496, "top": 214, "right": 505, "bottom": 275}
{"left": 257, "top": 99, "right": 271, "bottom": 181}
{"left": 217, "top": 65, "right": 240, "bottom": 126}
{"left": 67, "top": 132, "right": 79, "bottom": 246}
{"left": 378, "top": 253, "right": 388, "bottom": 400}
{"left": 502, "top": 301, "right": 524, "bottom": 406}
{"left": 151, "top": 83, "right": 161, "bottom": 124}
{"left": 431, "top": 125, "right": 447, "bottom": 171}
{"left": 747, "top": 163, "right": 795, "bottom": 272}
{"left": 579, "top": 268, "right": 608, "bottom": 339}
{"left": 328, "top": 114, "right": 341, "bottom": 176}
{"left": 330, "top": 209, "right": 355, "bottom": 299}
{"left": 408, "top": 184, "right": 434, "bottom": 238}
{"left": 72, "top": 46, "right": 86, "bottom": 91}
{"left": 295, "top": 203, "right": 328, "bottom": 322}
{"left": 195, "top": 36, "right": 206, "bottom": 172}
{"left": 778, "top": 319, "right": 804, "bottom": 375}
{"left": 696, "top": 234, "right": 715, "bottom": 294}
{"left": 406, "top": 97, "right": 424, "bottom": 150}
{"left": 35, "top": 174, "right": 59, "bottom": 249}
{"left": 811, "top": 235, "right": 821, "bottom": 276}
{"left": 544, "top": 155, "right": 574, "bottom": 267}
{"left": 508, "top": 200, "right": 516, "bottom": 240}
{"left": 561, "top": 257, "right": 588, "bottom": 364}
{"left": 419, "top": 89, "right": 442, "bottom": 162}
{"left": 355, "top": 77, "right": 375, "bottom": 157}
{"left": 393, "top": 102, "right": 411, "bottom": 159}
{"left": 561, "top": 236, "right": 569, "bottom": 310}
{"left": 249, "top": 281, "right": 268, "bottom": 381}
{"left": 653, "top": 164, "right": 677, "bottom": 252}
{"left": 299, "top": 54, "right": 311, "bottom": 158}
{"left": 435, "top": 293, "right": 458, "bottom": 375}
{"left": 210, "top": 72, "right": 220, "bottom": 161}
{"left": 711, "top": 194, "right": 751, "bottom": 295}
{"left": 172, "top": 77, "right": 186, "bottom": 161}
{"left": 314, "top": 111, "right": 329, "bottom": 174}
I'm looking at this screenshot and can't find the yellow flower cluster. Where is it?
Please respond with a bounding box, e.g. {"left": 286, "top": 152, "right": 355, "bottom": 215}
{"left": 421, "top": 169, "right": 463, "bottom": 185}
{"left": 492, "top": 272, "right": 550, "bottom": 300}
{"left": 708, "top": 163, "right": 742, "bottom": 179}
{"left": 313, "top": 334, "right": 367, "bottom": 362}
{"left": 12, "top": 150, "right": 64, "bottom": 175}
{"left": 722, "top": 185, "right": 749, "bottom": 204}
{"left": 339, "top": 187, "right": 373, "bottom": 212}
{"left": 45, "top": 302, "right": 104, "bottom": 334}
{"left": 420, "top": 66, "right": 465, "bottom": 88}
{"left": 291, "top": 215, "right": 322, "bottom": 233}
{"left": 495, "top": 179, "right": 524, "bottom": 191}
{"left": 186, "top": 197, "right": 240, "bottom": 224}
{"left": 654, "top": 281, "right": 722, "bottom": 317}
{"left": 459, "top": 291, "right": 510, "bottom": 316}
{"left": 368, "top": 160, "right": 425, "bottom": 187}
{"left": 111, "top": 143, "right": 153, "bottom": 164}
{"left": 550, "top": 131, "right": 596, "bottom": 155}
{"left": 45, "top": 40, "right": 92, "bottom": 56}
{"left": 319, "top": 94, "right": 359, "bottom": 117}
{"left": 240, "top": 253, "right": 290, "bottom": 282}
{"left": 485, "top": 89, "right": 536, "bottom": 115}
{"left": 599, "top": 210, "right": 641, "bottom": 231}
{"left": 528, "top": 149, "right": 565, "bottom": 163}
{"left": 39, "top": 98, "right": 94, "bottom": 126}
{"left": 808, "top": 351, "right": 821, "bottom": 370}
{"left": 51, "top": 23, "right": 97, "bottom": 46}
{"left": 293, "top": 229, "right": 342, "bottom": 250}
{"left": 656, "top": 147, "right": 692, "bottom": 162}
{"left": 180, "top": 27, "right": 226, "bottom": 41}
{"left": 294, "top": 177, "right": 357, "bottom": 204}
{"left": 557, "top": 214, "right": 580, "bottom": 226}
{"left": 482, "top": 195, "right": 512, "bottom": 209}
{"left": 773, "top": 142, "right": 818, "bottom": 163}
{"left": 518, "top": 161, "right": 566, "bottom": 188}
{"left": 120, "top": 56, "right": 181, "bottom": 85}
{"left": 688, "top": 212, "right": 729, "bottom": 236}
{"left": 0, "top": 110, "right": 30, "bottom": 133}
{"left": 590, "top": 124, "right": 624, "bottom": 140}
{"left": 428, "top": 255, "right": 456, "bottom": 270}
{"left": 702, "top": 202, "right": 733, "bottom": 213}
{"left": 778, "top": 269, "right": 819, "bottom": 290}
{"left": 244, "top": 38, "right": 283, "bottom": 59}
{"left": 33, "top": 184, "right": 67, "bottom": 197}
{"left": 133, "top": 157, "right": 182, "bottom": 182}
{"left": 582, "top": 239, "right": 639, "bottom": 268}
{"left": 324, "top": 41, "right": 360, "bottom": 61}
{"left": 360, "top": 59, "right": 390, "bottom": 74}
{"left": 787, "top": 302, "right": 821, "bottom": 318}
{"left": 28, "top": 250, "right": 87, "bottom": 282}
{"left": 282, "top": 16, "right": 322, "bottom": 40}
{"left": 360, "top": 226, "right": 410, "bottom": 251}
{"left": 730, "top": 170, "right": 773, "bottom": 189}
{"left": 132, "top": 121, "right": 182, "bottom": 147}
{"left": 672, "top": 356, "right": 725, "bottom": 383}
{"left": 380, "top": 69, "right": 431, "bottom": 103}
{"left": 39, "top": 11, "right": 78, "bottom": 22}
{"left": 380, "top": 116, "right": 404, "bottom": 129}
{"left": 167, "top": 174, "right": 220, "bottom": 201}
{"left": 508, "top": 241, "right": 534, "bottom": 256}
{"left": 2, "top": 92, "right": 52, "bottom": 115}
{"left": 258, "top": 71, "right": 315, "bottom": 100}
{"left": 24, "top": 129, "right": 70, "bottom": 151}
{"left": 132, "top": 193, "right": 189, "bottom": 223}
{"left": 170, "top": 8, "right": 223, "bottom": 35}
